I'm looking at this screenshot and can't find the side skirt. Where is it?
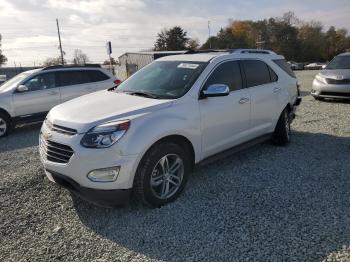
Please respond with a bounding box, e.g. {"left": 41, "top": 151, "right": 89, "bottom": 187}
{"left": 13, "top": 112, "right": 48, "bottom": 125}
{"left": 197, "top": 133, "right": 273, "bottom": 167}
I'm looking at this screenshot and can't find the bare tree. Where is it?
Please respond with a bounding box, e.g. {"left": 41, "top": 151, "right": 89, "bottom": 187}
{"left": 43, "top": 57, "right": 63, "bottom": 66}
{"left": 0, "top": 34, "right": 8, "bottom": 66}
{"left": 73, "top": 49, "right": 90, "bottom": 65}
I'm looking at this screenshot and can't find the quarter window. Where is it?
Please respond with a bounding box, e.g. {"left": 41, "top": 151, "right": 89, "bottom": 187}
{"left": 242, "top": 60, "right": 272, "bottom": 87}
{"left": 23, "top": 73, "right": 55, "bottom": 92}
{"left": 204, "top": 61, "right": 243, "bottom": 92}
{"left": 88, "top": 70, "right": 109, "bottom": 82}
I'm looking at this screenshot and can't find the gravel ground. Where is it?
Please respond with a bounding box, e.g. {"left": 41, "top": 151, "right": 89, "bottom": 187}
{"left": 1, "top": 70, "right": 350, "bottom": 262}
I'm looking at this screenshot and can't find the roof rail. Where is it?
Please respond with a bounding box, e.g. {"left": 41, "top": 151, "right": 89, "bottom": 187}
{"left": 185, "top": 49, "right": 229, "bottom": 54}
{"left": 230, "top": 49, "right": 276, "bottom": 55}
{"left": 42, "top": 64, "right": 101, "bottom": 71}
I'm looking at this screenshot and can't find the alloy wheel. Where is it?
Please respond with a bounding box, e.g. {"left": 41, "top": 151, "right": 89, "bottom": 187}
{"left": 150, "top": 154, "right": 184, "bottom": 199}
{"left": 0, "top": 117, "right": 7, "bottom": 137}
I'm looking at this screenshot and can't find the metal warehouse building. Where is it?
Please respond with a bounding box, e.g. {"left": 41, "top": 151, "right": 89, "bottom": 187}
{"left": 116, "top": 51, "right": 187, "bottom": 80}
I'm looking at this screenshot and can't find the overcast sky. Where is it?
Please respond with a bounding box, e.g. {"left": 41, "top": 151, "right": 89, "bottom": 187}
{"left": 1, "top": 0, "right": 349, "bottom": 66}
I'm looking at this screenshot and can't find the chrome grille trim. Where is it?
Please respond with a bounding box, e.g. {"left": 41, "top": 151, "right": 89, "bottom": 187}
{"left": 45, "top": 120, "right": 77, "bottom": 136}
{"left": 40, "top": 135, "right": 74, "bottom": 164}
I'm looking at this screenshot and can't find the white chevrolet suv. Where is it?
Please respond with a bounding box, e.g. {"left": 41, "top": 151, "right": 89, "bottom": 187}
{"left": 39, "top": 49, "right": 301, "bottom": 207}
{"left": 0, "top": 64, "right": 120, "bottom": 137}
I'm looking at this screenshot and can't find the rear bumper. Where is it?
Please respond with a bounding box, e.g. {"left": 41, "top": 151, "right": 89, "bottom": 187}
{"left": 46, "top": 170, "right": 131, "bottom": 207}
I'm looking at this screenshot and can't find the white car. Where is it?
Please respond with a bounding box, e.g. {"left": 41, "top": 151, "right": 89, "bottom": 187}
{"left": 0, "top": 65, "right": 120, "bottom": 137}
{"left": 39, "top": 49, "right": 301, "bottom": 207}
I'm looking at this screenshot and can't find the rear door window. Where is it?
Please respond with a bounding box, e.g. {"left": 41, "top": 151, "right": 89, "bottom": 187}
{"left": 242, "top": 60, "right": 271, "bottom": 88}
{"left": 56, "top": 71, "right": 90, "bottom": 87}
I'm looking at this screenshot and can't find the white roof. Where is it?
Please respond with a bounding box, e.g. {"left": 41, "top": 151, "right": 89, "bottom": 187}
{"left": 158, "top": 50, "right": 283, "bottom": 62}
{"left": 158, "top": 52, "right": 229, "bottom": 62}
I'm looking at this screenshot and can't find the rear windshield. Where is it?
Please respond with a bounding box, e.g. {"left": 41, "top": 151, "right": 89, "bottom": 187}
{"left": 273, "top": 59, "right": 296, "bottom": 78}
{"left": 326, "top": 56, "right": 350, "bottom": 70}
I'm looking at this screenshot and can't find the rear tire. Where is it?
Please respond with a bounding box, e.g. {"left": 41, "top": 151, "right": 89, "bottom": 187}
{"left": 0, "top": 112, "right": 11, "bottom": 138}
{"left": 133, "top": 142, "right": 190, "bottom": 207}
{"left": 272, "top": 108, "right": 291, "bottom": 146}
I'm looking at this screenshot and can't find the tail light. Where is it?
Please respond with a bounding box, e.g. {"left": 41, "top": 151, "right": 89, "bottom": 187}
{"left": 114, "top": 79, "right": 122, "bottom": 86}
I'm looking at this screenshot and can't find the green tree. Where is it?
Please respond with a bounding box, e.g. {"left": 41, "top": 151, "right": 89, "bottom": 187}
{"left": 154, "top": 26, "right": 189, "bottom": 51}
{"left": 0, "top": 34, "right": 8, "bottom": 66}
{"left": 187, "top": 38, "right": 200, "bottom": 50}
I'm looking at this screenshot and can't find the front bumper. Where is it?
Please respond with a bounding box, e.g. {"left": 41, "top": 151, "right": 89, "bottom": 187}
{"left": 39, "top": 123, "right": 141, "bottom": 191}
{"left": 312, "top": 79, "right": 350, "bottom": 99}
{"left": 46, "top": 170, "right": 131, "bottom": 207}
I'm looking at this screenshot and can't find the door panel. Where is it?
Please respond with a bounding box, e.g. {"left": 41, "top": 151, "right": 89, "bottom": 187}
{"left": 199, "top": 60, "right": 251, "bottom": 159}
{"left": 13, "top": 72, "right": 60, "bottom": 117}
{"left": 199, "top": 89, "right": 251, "bottom": 158}
{"left": 242, "top": 60, "right": 279, "bottom": 135}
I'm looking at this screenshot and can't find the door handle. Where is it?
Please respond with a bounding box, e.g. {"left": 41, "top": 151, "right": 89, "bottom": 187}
{"left": 273, "top": 87, "right": 281, "bottom": 93}
{"left": 239, "top": 97, "right": 250, "bottom": 104}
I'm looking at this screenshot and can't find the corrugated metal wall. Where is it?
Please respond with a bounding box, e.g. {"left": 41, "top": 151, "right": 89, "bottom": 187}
{"left": 116, "top": 53, "right": 154, "bottom": 80}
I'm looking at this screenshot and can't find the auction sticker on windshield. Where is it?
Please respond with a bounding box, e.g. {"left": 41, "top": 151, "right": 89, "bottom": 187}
{"left": 177, "top": 63, "right": 200, "bottom": 69}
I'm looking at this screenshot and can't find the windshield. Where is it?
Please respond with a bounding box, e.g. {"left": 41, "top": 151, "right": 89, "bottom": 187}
{"left": 116, "top": 61, "right": 207, "bottom": 99}
{"left": 0, "top": 71, "right": 31, "bottom": 92}
{"left": 326, "top": 56, "right": 350, "bottom": 70}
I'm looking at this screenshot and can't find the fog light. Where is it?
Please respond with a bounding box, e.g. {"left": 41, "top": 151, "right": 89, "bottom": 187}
{"left": 87, "top": 167, "right": 120, "bottom": 182}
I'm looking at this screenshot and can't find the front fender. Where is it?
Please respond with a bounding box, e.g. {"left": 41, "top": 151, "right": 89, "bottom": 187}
{"left": 118, "top": 99, "right": 202, "bottom": 163}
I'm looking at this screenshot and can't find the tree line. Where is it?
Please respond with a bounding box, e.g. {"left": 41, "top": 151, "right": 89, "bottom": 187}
{"left": 155, "top": 12, "right": 350, "bottom": 62}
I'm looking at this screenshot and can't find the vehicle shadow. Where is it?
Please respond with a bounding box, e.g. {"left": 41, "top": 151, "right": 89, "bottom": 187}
{"left": 73, "top": 131, "right": 350, "bottom": 261}
{"left": 0, "top": 123, "right": 41, "bottom": 152}
{"left": 321, "top": 98, "right": 350, "bottom": 105}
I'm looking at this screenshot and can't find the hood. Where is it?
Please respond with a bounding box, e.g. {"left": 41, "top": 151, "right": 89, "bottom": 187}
{"left": 319, "top": 69, "right": 350, "bottom": 80}
{"left": 48, "top": 90, "right": 173, "bottom": 133}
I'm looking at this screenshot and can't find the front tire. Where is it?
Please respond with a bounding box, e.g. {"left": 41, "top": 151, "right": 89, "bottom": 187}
{"left": 133, "top": 142, "right": 190, "bottom": 207}
{"left": 0, "top": 113, "right": 11, "bottom": 138}
{"left": 272, "top": 108, "right": 291, "bottom": 146}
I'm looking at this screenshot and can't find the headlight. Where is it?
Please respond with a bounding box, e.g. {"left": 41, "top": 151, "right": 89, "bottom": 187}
{"left": 81, "top": 120, "right": 130, "bottom": 148}
{"left": 315, "top": 74, "right": 327, "bottom": 84}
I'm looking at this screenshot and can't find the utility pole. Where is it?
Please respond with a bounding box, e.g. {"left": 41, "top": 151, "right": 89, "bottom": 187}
{"left": 256, "top": 34, "right": 265, "bottom": 50}
{"left": 56, "top": 19, "right": 64, "bottom": 65}
{"left": 208, "top": 21, "right": 212, "bottom": 49}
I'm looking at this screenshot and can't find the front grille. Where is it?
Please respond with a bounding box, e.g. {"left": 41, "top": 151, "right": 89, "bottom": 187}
{"left": 326, "top": 78, "right": 350, "bottom": 85}
{"left": 40, "top": 136, "right": 74, "bottom": 164}
{"left": 320, "top": 91, "right": 350, "bottom": 97}
{"left": 45, "top": 120, "right": 77, "bottom": 136}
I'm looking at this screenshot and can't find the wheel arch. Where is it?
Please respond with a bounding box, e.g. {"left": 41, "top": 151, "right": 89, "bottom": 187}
{"left": 139, "top": 135, "right": 196, "bottom": 171}
{"left": 0, "top": 107, "right": 12, "bottom": 122}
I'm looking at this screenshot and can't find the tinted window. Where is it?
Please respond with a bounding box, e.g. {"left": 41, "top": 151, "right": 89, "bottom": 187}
{"left": 273, "top": 59, "right": 296, "bottom": 78}
{"left": 56, "top": 71, "right": 90, "bottom": 87}
{"left": 204, "top": 61, "right": 242, "bottom": 91}
{"left": 242, "top": 60, "right": 272, "bottom": 87}
{"left": 268, "top": 66, "right": 278, "bottom": 82}
{"left": 23, "top": 73, "right": 55, "bottom": 92}
{"left": 326, "top": 56, "right": 350, "bottom": 69}
{"left": 88, "top": 70, "right": 109, "bottom": 82}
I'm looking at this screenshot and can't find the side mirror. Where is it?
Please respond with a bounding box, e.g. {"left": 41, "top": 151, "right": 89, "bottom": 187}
{"left": 16, "top": 85, "right": 29, "bottom": 93}
{"left": 201, "top": 84, "right": 230, "bottom": 98}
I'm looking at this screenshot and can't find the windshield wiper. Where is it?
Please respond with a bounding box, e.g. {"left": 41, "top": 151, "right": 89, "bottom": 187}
{"left": 119, "top": 91, "right": 161, "bottom": 99}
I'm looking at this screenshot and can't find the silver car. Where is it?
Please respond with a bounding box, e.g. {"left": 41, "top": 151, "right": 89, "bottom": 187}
{"left": 311, "top": 52, "right": 350, "bottom": 100}
{"left": 0, "top": 64, "right": 120, "bottom": 137}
